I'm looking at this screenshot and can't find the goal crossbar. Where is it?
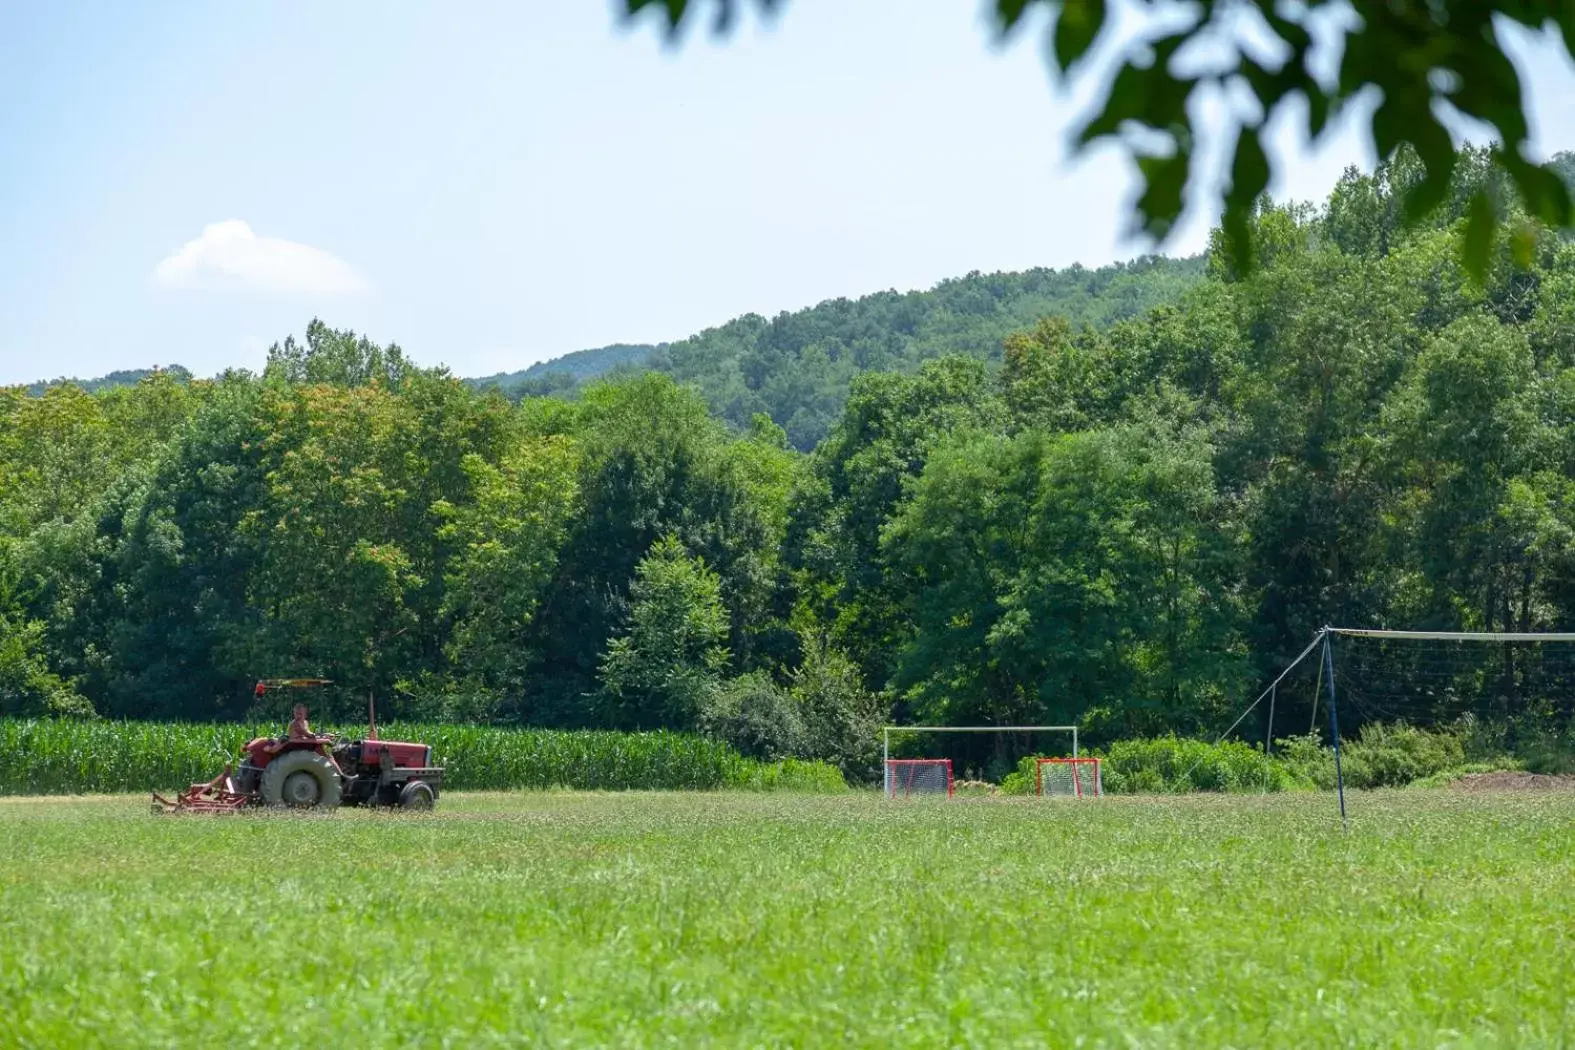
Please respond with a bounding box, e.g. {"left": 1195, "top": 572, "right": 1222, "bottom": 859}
{"left": 1329, "top": 628, "right": 1575, "bottom": 641}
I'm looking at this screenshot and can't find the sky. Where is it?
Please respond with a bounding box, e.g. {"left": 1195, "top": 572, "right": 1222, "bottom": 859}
{"left": 2, "top": 2, "right": 1575, "bottom": 386}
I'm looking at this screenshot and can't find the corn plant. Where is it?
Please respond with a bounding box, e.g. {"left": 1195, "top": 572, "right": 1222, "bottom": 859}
{"left": 0, "top": 718, "right": 844, "bottom": 794}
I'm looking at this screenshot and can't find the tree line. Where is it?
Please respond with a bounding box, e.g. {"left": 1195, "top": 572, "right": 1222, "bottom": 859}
{"left": 4, "top": 146, "right": 1575, "bottom": 777}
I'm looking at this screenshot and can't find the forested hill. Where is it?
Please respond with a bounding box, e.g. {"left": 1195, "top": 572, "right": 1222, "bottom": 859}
{"left": 466, "top": 342, "right": 659, "bottom": 396}
{"left": 26, "top": 365, "right": 191, "bottom": 397}
{"left": 648, "top": 256, "right": 1205, "bottom": 448}
{"left": 481, "top": 255, "right": 1205, "bottom": 449}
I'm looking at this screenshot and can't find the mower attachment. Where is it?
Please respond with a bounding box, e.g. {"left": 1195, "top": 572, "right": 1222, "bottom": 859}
{"left": 151, "top": 765, "right": 252, "bottom": 815}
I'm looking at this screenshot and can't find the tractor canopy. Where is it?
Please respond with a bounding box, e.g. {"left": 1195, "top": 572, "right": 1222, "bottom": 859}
{"left": 253, "top": 677, "right": 332, "bottom": 697}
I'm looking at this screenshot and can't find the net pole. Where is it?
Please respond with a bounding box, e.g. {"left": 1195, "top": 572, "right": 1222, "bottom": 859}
{"left": 1072, "top": 726, "right": 1079, "bottom": 759}
{"left": 1176, "top": 631, "right": 1324, "bottom": 788}
{"left": 1321, "top": 628, "right": 1347, "bottom": 827}
{"left": 1308, "top": 643, "right": 1324, "bottom": 734}
{"left": 882, "top": 727, "right": 889, "bottom": 798}
{"left": 1262, "top": 683, "right": 1276, "bottom": 795}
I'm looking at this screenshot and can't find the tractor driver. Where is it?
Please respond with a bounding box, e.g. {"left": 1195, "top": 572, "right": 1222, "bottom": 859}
{"left": 287, "top": 703, "right": 315, "bottom": 742}
{"left": 265, "top": 704, "right": 322, "bottom": 754}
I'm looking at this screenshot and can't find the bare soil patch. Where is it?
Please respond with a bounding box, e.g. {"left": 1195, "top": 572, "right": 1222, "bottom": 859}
{"left": 1449, "top": 770, "right": 1575, "bottom": 792}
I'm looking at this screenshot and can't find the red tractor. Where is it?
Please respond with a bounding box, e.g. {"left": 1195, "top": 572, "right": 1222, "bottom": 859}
{"left": 153, "top": 679, "right": 444, "bottom": 814}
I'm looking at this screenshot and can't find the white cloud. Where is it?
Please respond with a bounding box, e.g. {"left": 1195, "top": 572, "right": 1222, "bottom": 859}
{"left": 153, "top": 220, "right": 369, "bottom": 295}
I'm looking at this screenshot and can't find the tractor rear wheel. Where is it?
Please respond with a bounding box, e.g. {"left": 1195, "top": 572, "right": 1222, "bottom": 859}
{"left": 259, "top": 751, "right": 342, "bottom": 810}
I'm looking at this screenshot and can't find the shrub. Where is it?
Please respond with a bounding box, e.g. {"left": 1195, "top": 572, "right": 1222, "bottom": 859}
{"left": 1275, "top": 732, "right": 1336, "bottom": 789}
{"left": 1000, "top": 740, "right": 1299, "bottom": 795}
{"left": 700, "top": 673, "right": 804, "bottom": 761}
{"left": 1405, "top": 761, "right": 1521, "bottom": 789}
{"left": 789, "top": 640, "right": 884, "bottom": 781}
{"left": 999, "top": 764, "right": 1034, "bottom": 796}
{"left": 1489, "top": 719, "right": 1575, "bottom": 775}
{"left": 1099, "top": 736, "right": 1306, "bottom": 793}
{"left": 1280, "top": 721, "right": 1523, "bottom": 789}
{"left": 1337, "top": 722, "right": 1466, "bottom": 788}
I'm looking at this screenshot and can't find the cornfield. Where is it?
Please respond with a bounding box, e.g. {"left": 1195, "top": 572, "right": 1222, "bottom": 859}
{"left": 0, "top": 718, "right": 845, "bottom": 795}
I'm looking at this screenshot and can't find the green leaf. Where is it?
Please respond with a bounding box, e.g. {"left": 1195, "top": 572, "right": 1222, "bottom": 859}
{"left": 624, "top": 0, "right": 689, "bottom": 32}
{"left": 993, "top": 0, "right": 1036, "bottom": 32}
{"left": 1501, "top": 156, "right": 1574, "bottom": 228}
{"left": 621, "top": 0, "right": 778, "bottom": 36}
{"left": 1075, "top": 34, "right": 1192, "bottom": 145}
{"left": 1052, "top": 0, "right": 1106, "bottom": 72}
{"left": 1461, "top": 190, "right": 1496, "bottom": 285}
{"left": 1508, "top": 219, "right": 1538, "bottom": 270}
{"left": 1135, "top": 147, "right": 1191, "bottom": 240}
{"left": 1221, "top": 127, "right": 1270, "bottom": 276}
{"left": 1229, "top": 126, "right": 1270, "bottom": 207}
{"left": 1400, "top": 116, "right": 1457, "bottom": 223}
{"left": 1559, "top": 7, "right": 1575, "bottom": 61}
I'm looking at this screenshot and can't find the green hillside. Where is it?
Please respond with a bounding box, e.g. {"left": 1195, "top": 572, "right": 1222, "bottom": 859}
{"left": 24, "top": 365, "right": 191, "bottom": 397}
{"left": 649, "top": 255, "right": 1204, "bottom": 448}
{"left": 467, "top": 342, "right": 658, "bottom": 395}
{"left": 483, "top": 254, "right": 1205, "bottom": 448}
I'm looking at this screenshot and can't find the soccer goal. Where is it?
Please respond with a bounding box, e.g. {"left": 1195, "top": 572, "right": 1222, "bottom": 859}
{"left": 1036, "top": 757, "right": 1102, "bottom": 798}
{"left": 885, "top": 758, "right": 953, "bottom": 798}
{"left": 881, "top": 724, "right": 1080, "bottom": 799}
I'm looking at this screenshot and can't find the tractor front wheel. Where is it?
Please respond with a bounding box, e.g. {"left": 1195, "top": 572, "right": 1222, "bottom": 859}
{"left": 259, "top": 751, "right": 342, "bottom": 810}
{"left": 398, "top": 780, "right": 435, "bottom": 810}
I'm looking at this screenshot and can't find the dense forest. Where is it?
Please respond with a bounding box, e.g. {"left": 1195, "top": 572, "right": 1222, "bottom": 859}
{"left": 467, "top": 343, "right": 660, "bottom": 398}
{"left": 459, "top": 255, "right": 1204, "bottom": 450}
{"left": 5, "top": 146, "right": 1575, "bottom": 776}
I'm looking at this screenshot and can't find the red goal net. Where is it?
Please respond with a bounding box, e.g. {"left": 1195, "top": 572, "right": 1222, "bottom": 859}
{"left": 1036, "top": 757, "right": 1102, "bottom": 798}
{"left": 885, "top": 758, "right": 953, "bottom": 798}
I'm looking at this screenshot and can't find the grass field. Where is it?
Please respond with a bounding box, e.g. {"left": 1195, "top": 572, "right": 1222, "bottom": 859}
{"left": 3, "top": 790, "right": 1573, "bottom": 1048}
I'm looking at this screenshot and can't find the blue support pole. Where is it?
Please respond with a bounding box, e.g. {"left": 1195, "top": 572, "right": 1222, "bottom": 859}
{"left": 1322, "top": 628, "right": 1347, "bottom": 826}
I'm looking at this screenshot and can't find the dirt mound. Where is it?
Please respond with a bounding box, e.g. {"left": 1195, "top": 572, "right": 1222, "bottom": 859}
{"left": 1449, "top": 770, "right": 1575, "bottom": 792}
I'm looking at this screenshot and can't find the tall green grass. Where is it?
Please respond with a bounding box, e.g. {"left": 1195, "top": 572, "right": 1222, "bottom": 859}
{"left": 6, "top": 792, "right": 1575, "bottom": 1045}
{"left": 0, "top": 718, "right": 844, "bottom": 794}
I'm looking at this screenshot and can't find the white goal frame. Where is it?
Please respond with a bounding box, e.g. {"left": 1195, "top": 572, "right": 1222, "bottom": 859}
{"left": 881, "top": 725, "right": 1080, "bottom": 797}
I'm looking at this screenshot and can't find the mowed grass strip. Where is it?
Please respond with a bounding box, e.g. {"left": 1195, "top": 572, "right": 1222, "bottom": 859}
{"left": 2, "top": 791, "right": 1573, "bottom": 1048}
